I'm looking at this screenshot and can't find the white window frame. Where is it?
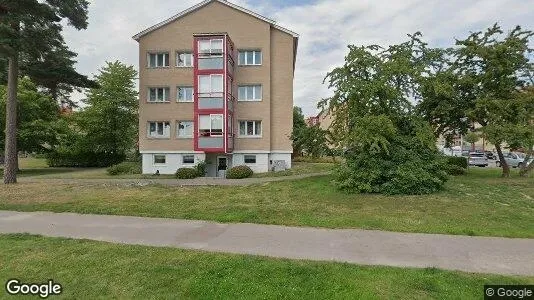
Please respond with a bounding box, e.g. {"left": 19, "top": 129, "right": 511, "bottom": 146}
{"left": 176, "top": 121, "right": 193, "bottom": 138}
{"left": 199, "top": 114, "right": 224, "bottom": 137}
{"left": 239, "top": 120, "right": 262, "bottom": 137}
{"left": 198, "top": 39, "right": 223, "bottom": 57}
{"left": 198, "top": 74, "right": 223, "bottom": 96}
{"left": 177, "top": 86, "right": 194, "bottom": 102}
{"left": 153, "top": 154, "right": 166, "bottom": 165}
{"left": 238, "top": 50, "right": 262, "bottom": 66}
{"left": 182, "top": 155, "right": 195, "bottom": 165}
{"left": 147, "top": 121, "right": 171, "bottom": 139}
{"left": 147, "top": 52, "right": 170, "bottom": 68}
{"left": 176, "top": 52, "right": 193, "bottom": 67}
{"left": 148, "top": 87, "right": 170, "bottom": 103}
{"left": 244, "top": 155, "right": 257, "bottom": 164}
{"left": 238, "top": 85, "right": 262, "bottom": 101}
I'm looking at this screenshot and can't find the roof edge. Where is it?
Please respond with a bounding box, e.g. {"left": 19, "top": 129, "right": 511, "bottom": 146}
{"left": 132, "top": 0, "right": 299, "bottom": 41}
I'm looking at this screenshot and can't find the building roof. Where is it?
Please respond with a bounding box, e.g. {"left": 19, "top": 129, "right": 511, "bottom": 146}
{"left": 132, "top": 0, "right": 299, "bottom": 41}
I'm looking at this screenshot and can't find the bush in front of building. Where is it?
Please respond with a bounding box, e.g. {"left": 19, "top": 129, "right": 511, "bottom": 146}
{"left": 175, "top": 167, "right": 199, "bottom": 179}
{"left": 226, "top": 165, "right": 253, "bottom": 179}
{"left": 106, "top": 161, "right": 142, "bottom": 175}
{"left": 194, "top": 161, "right": 207, "bottom": 177}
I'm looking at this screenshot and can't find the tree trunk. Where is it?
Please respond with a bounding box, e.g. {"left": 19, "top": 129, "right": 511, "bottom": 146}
{"left": 3, "top": 54, "right": 18, "bottom": 184}
{"left": 495, "top": 144, "right": 509, "bottom": 178}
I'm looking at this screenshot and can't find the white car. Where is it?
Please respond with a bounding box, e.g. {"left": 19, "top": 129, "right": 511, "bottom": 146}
{"left": 468, "top": 152, "right": 488, "bottom": 167}
{"left": 496, "top": 152, "right": 531, "bottom": 168}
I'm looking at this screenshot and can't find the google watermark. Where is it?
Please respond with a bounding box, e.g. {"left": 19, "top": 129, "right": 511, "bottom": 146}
{"left": 5, "top": 279, "right": 62, "bottom": 298}
{"left": 485, "top": 285, "right": 534, "bottom": 299}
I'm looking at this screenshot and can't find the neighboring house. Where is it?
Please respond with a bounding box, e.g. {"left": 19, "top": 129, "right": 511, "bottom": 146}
{"left": 305, "top": 116, "right": 319, "bottom": 127}
{"left": 317, "top": 109, "right": 334, "bottom": 132}
{"left": 133, "top": 0, "right": 299, "bottom": 176}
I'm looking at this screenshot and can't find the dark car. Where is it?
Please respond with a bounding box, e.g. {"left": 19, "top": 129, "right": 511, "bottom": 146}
{"left": 484, "top": 151, "right": 496, "bottom": 160}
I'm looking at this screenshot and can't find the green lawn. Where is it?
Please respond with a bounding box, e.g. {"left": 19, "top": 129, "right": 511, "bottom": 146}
{"left": 251, "top": 162, "right": 334, "bottom": 177}
{"left": 0, "top": 234, "right": 531, "bottom": 299}
{"left": 1, "top": 168, "right": 533, "bottom": 238}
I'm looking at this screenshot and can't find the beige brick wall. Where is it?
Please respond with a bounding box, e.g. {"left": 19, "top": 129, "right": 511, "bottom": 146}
{"left": 137, "top": 1, "right": 295, "bottom": 153}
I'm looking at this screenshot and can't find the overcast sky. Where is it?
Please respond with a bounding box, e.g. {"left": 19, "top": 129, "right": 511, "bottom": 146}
{"left": 63, "top": 0, "right": 534, "bottom": 116}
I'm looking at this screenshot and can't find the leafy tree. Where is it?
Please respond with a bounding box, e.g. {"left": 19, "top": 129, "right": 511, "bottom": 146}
{"left": 0, "top": 0, "right": 90, "bottom": 183}
{"left": 301, "top": 125, "right": 329, "bottom": 158}
{"left": 291, "top": 106, "right": 307, "bottom": 156}
{"left": 464, "top": 131, "right": 480, "bottom": 151}
{"left": 323, "top": 34, "right": 448, "bottom": 195}
{"left": 419, "top": 24, "right": 533, "bottom": 177}
{"left": 0, "top": 77, "right": 64, "bottom": 154}
{"left": 69, "top": 61, "right": 138, "bottom": 164}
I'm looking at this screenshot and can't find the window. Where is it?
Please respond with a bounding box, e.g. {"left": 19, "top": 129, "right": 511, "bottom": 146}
{"left": 198, "top": 74, "right": 223, "bottom": 95}
{"left": 177, "top": 87, "right": 193, "bottom": 102}
{"left": 153, "top": 155, "right": 166, "bottom": 164}
{"left": 148, "top": 52, "right": 169, "bottom": 68}
{"left": 148, "top": 87, "right": 170, "bottom": 102}
{"left": 176, "top": 52, "right": 193, "bottom": 67}
{"left": 244, "top": 155, "right": 256, "bottom": 164}
{"left": 199, "top": 114, "right": 223, "bottom": 136}
{"left": 239, "top": 120, "right": 262, "bottom": 137}
{"left": 177, "top": 121, "right": 193, "bottom": 138}
{"left": 198, "top": 39, "right": 223, "bottom": 56}
{"left": 238, "top": 85, "right": 262, "bottom": 101}
{"left": 238, "top": 50, "right": 262, "bottom": 65}
{"left": 182, "top": 155, "right": 195, "bottom": 164}
{"left": 147, "top": 121, "right": 170, "bottom": 138}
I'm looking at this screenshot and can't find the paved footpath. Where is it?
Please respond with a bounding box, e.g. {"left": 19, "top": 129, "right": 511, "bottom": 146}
{"left": 18, "top": 172, "right": 329, "bottom": 186}
{"left": 1, "top": 210, "right": 533, "bottom": 276}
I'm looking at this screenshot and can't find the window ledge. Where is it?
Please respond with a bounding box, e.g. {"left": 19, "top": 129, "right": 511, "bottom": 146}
{"left": 238, "top": 136, "right": 262, "bottom": 139}
{"left": 176, "top": 66, "right": 193, "bottom": 68}
{"left": 147, "top": 137, "right": 171, "bottom": 140}
{"left": 147, "top": 66, "right": 171, "bottom": 69}
{"left": 238, "top": 64, "right": 262, "bottom": 67}
{"left": 147, "top": 101, "right": 171, "bottom": 104}
{"left": 177, "top": 101, "right": 194, "bottom": 103}
{"left": 176, "top": 137, "right": 193, "bottom": 139}
{"left": 237, "top": 99, "right": 262, "bottom": 102}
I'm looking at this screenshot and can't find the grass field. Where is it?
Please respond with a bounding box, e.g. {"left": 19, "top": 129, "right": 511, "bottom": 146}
{"left": 1, "top": 234, "right": 532, "bottom": 299}
{"left": 1, "top": 168, "right": 533, "bottom": 238}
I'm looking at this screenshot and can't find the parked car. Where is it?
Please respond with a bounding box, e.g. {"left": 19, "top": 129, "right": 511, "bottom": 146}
{"left": 496, "top": 152, "right": 531, "bottom": 168}
{"left": 468, "top": 152, "right": 488, "bottom": 167}
{"left": 484, "top": 151, "right": 496, "bottom": 160}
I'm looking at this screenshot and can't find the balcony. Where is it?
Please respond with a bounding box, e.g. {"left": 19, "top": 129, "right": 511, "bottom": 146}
{"left": 198, "top": 92, "right": 224, "bottom": 109}
{"left": 198, "top": 131, "right": 224, "bottom": 149}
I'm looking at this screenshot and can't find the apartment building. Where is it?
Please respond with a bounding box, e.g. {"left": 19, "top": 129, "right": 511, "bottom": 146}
{"left": 132, "top": 0, "right": 298, "bottom": 176}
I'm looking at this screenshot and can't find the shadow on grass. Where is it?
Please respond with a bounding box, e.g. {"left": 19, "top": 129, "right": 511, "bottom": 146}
{"left": 0, "top": 168, "right": 91, "bottom": 178}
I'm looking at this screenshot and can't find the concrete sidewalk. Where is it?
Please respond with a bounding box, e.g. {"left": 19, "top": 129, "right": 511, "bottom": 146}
{"left": 18, "top": 172, "right": 329, "bottom": 186}
{"left": 1, "top": 210, "right": 533, "bottom": 276}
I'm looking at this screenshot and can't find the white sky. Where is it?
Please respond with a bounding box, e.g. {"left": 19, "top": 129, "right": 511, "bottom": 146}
{"left": 64, "top": 0, "right": 534, "bottom": 116}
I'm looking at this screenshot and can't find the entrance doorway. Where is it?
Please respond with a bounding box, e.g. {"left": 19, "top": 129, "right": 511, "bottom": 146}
{"left": 217, "top": 156, "right": 228, "bottom": 178}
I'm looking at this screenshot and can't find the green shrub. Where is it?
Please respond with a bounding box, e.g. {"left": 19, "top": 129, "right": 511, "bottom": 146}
{"left": 334, "top": 117, "right": 448, "bottom": 195}
{"left": 106, "top": 161, "right": 142, "bottom": 176}
{"left": 446, "top": 164, "right": 467, "bottom": 176}
{"left": 194, "top": 161, "right": 207, "bottom": 177}
{"left": 175, "top": 168, "right": 199, "bottom": 179}
{"left": 446, "top": 156, "right": 468, "bottom": 169}
{"left": 443, "top": 156, "right": 467, "bottom": 176}
{"left": 226, "top": 165, "right": 253, "bottom": 179}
